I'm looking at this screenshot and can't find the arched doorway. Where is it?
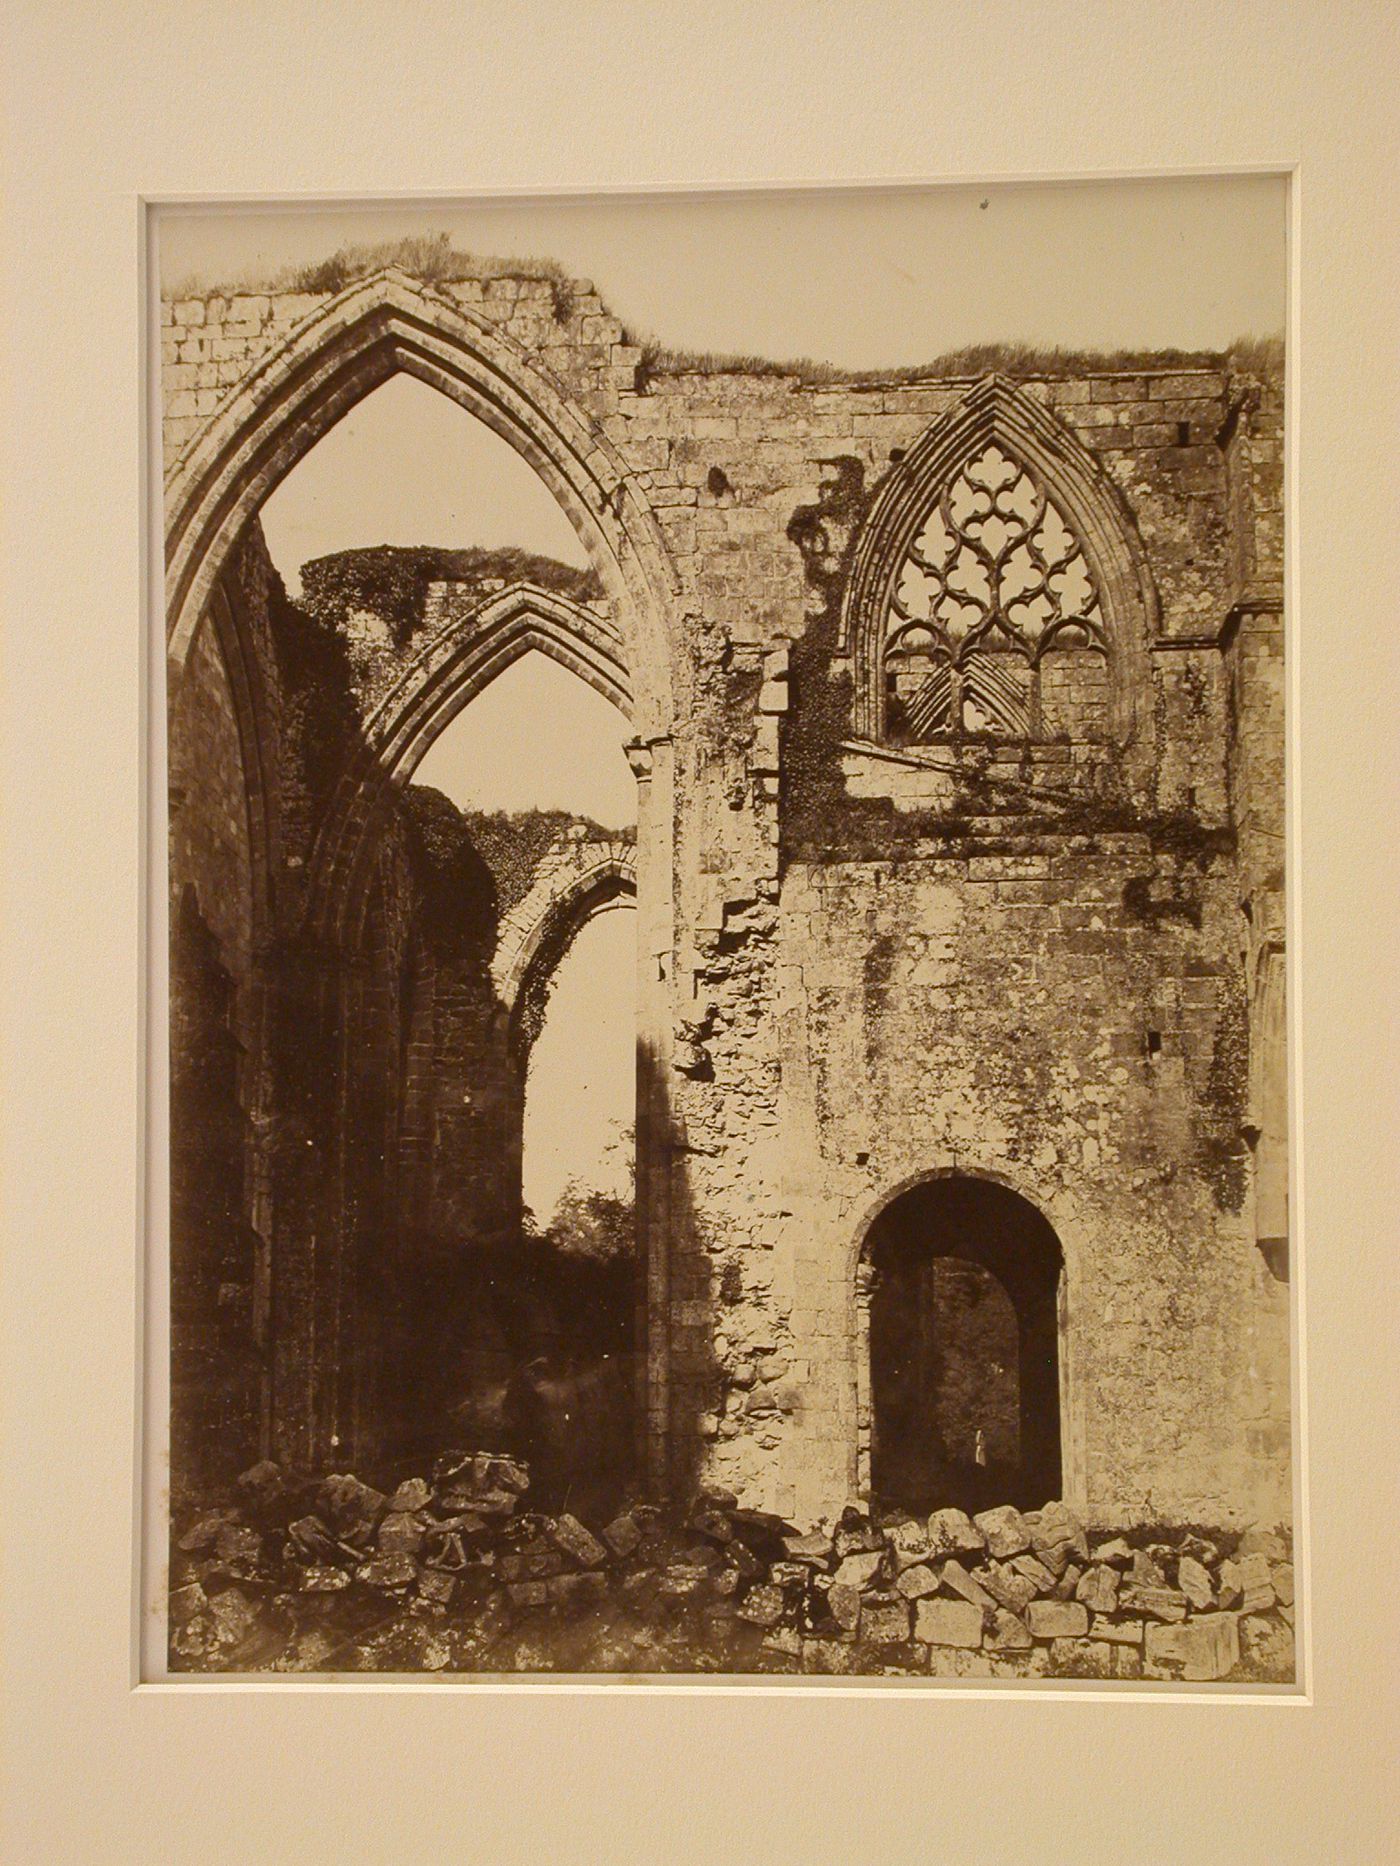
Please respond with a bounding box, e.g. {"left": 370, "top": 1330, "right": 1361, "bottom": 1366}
{"left": 861, "top": 1176, "right": 1063, "bottom": 1514}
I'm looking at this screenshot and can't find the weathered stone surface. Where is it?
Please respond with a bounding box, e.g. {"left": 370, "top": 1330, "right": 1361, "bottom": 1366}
{"left": 834, "top": 1550, "right": 884, "bottom": 1590}
{"left": 914, "top": 1598, "right": 984, "bottom": 1649}
{"left": 1089, "top": 1537, "right": 1135, "bottom": 1568}
{"left": 1026, "top": 1598, "right": 1089, "bottom": 1639}
{"left": 975, "top": 1563, "right": 1037, "bottom": 1615}
{"left": 1009, "top": 1554, "right": 1057, "bottom": 1592}
{"left": 1050, "top": 1637, "right": 1143, "bottom": 1680}
{"left": 550, "top": 1514, "right": 609, "bottom": 1569}
{"left": 1215, "top": 1558, "right": 1243, "bottom": 1609}
{"left": 985, "top": 1608, "right": 1033, "bottom": 1652}
{"left": 893, "top": 1563, "right": 942, "bottom": 1600}
{"left": 1028, "top": 1502, "right": 1089, "bottom": 1573}
{"left": 927, "top": 1509, "right": 985, "bottom": 1557}
{"left": 236, "top": 1461, "right": 285, "bottom": 1512}
{"left": 862, "top": 1598, "right": 912, "bottom": 1645}
{"left": 1236, "top": 1527, "right": 1288, "bottom": 1563}
{"left": 416, "top": 1569, "right": 456, "bottom": 1607}
{"left": 1145, "top": 1613, "right": 1240, "bottom": 1680}
{"left": 1076, "top": 1564, "right": 1119, "bottom": 1616}
{"left": 1176, "top": 1555, "right": 1214, "bottom": 1610}
{"left": 827, "top": 1583, "right": 861, "bottom": 1632}
{"left": 601, "top": 1513, "right": 643, "bottom": 1559}
{"left": 1092, "top": 1615, "right": 1144, "bottom": 1646}
{"left": 377, "top": 1513, "right": 424, "bottom": 1557}
{"left": 355, "top": 1553, "right": 417, "bottom": 1591}
{"left": 1271, "top": 1562, "right": 1295, "bottom": 1607}
{"left": 782, "top": 1530, "right": 834, "bottom": 1564}
{"left": 939, "top": 1559, "right": 996, "bottom": 1610}
{"left": 390, "top": 1478, "right": 431, "bottom": 1513}
{"left": 1238, "top": 1613, "right": 1295, "bottom": 1680}
{"left": 1119, "top": 1584, "right": 1188, "bottom": 1623}
{"left": 738, "top": 1584, "right": 786, "bottom": 1627}
{"left": 1129, "top": 1548, "right": 1167, "bottom": 1589}
{"left": 1236, "top": 1552, "right": 1276, "bottom": 1613}
{"left": 973, "top": 1505, "right": 1032, "bottom": 1559}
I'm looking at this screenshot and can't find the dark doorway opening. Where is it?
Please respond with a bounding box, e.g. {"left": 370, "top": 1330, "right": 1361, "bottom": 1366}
{"left": 866, "top": 1176, "right": 1063, "bottom": 1514}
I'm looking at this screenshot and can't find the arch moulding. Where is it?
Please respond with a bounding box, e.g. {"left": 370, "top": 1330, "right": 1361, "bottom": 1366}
{"left": 840, "top": 374, "right": 1159, "bottom": 746}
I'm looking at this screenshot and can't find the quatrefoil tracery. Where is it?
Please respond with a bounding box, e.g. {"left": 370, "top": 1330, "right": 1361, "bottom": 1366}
{"left": 882, "top": 443, "right": 1108, "bottom": 742}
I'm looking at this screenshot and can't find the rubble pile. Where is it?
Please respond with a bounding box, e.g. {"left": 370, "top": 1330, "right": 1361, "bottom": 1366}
{"left": 169, "top": 1463, "right": 1296, "bottom": 1681}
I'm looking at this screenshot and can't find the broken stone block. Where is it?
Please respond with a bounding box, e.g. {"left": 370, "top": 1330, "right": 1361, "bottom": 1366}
{"left": 1271, "top": 1562, "right": 1295, "bottom": 1607}
{"left": 1025, "top": 1599, "right": 1089, "bottom": 1640}
{"left": 355, "top": 1553, "right": 417, "bottom": 1592}
{"left": 894, "top": 1563, "right": 942, "bottom": 1600}
{"left": 416, "top": 1569, "right": 456, "bottom": 1608}
{"left": 1145, "top": 1612, "right": 1240, "bottom": 1681}
{"left": 377, "top": 1513, "right": 424, "bottom": 1557}
{"left": 1176, "top": 1555, "right": 1215, "bottom": 1611}
{"left": 768, "top": 1562, "right": 808, "bottom": 1589}
{"left": 1118, "top": 1584, "right": 1189, "bottom": 1624}
{"left": 168, "top": 1581, "right": 207, "bottom": 1626}
{"left": 236, "top": 1461, "right": 285, "bottom": 1513}
{"left": 834, "top": 1549, "right": 884, "bottom": 1590}
{"left": 1237, "top": 1552, "right": 1276, "bottom": 1613}
{"left": 1076, "top": 1564, "right": 1119, "bottom": 1616}
{"left": 287, "top": 1515, "right": 342, "bottom": 1564}
{"left": 973, "top": 1505, "right": 1032, "bottom": 1558}
{"left": 738, "top": 1584, "right": 786, "bottom": 1627}
{"left": 390, "top": 1478, "right": 431, "bottom": 1514}
{"left": 712, "top": 1566, "right": 741, "bottom": 1598}
{"left": 691, "top": 1507, "right": 734, "bottom": 1544}
{"left": 1236, "top": 1527, "right": 1288, "bottom": 1563}
{"left": 1052, "top": 1563, "right": 1084, "bottom": 1602}
{"left": 1089, "top": 1537, "right": 1134, "bottom": 1567}
{"left": 601, "top": 1513, "right": 643, "bottom": 1559}
{"left": 549, "top": 1514, "right": 608, "bottom": 1568}
{"left": 316, "top": 1474, "right": 387, "bottom": 1532}
{"left": 214, "top": 1522, "right": 263, "bottom": 1568}
{"left": 506, "top": 1580, "right": 549, "bottom": 1609}
{"left": 178, "top": 1511, "right": 235, "bottom": 1554}
{"left": 927, "top": 1508, "right": 985, "bottom": 1557}
{"left": 1214, "top": 1558, "right": 1242, "bottom": 1608}
{"left": 208, "top": 1586, "right": 258, "bottom": 1647}
{"left": 492, "top": 1458, "right": 530, "bottom": 1495}
{"left": 1091, "top": 1615, "right": 1144, "bottom": 1645}
{"left": 298, "top": 1565, "right": 351, "bottom": 1593}
{"left": 697, "top": 1482, "right": 740, "bottom": 1511}
{"left": 914, "top": 1598, "right": 984, "bottom": 1649}
{"left": 985, "top": 1608, "right": 1033, "bottom": 1652}
{"left": 1129, "top": 1547, "right": 1167, "bottom": 1589}
{"left": 974, "top": 1564, "right": 1037, "bottom": 1615}
{"left": 861, "top": 1598, "right": 911, "bottom": 1645}
{"left": 761, "top": 1626, "right": 803, "bottom": 1658}
{"left": 782, "top": 1529, "right": 834, "bottom": 1564}
{"left": 1239, "top": 1613, "right": 1296, "bottom": 1680}
{"left": 1009, "top": 1554, "right": 1057, "bottom": 1592}
{"left": 939, "top": 1558, "right": 996, "bottom": 1611}
{"left": 827, "top": 1583, "right": 861, "bottom": 1633}
{"left": 657, "top": 1563, "right": 710, "bottom": 1598}
{"left": 1028, "top": 1501, "right": 1088, "bottom": 1572}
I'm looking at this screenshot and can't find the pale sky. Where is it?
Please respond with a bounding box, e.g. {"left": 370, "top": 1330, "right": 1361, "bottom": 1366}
{"left": 160, "top": 175, "right": 1285, "bottom": 370}
{"left": 182, "top": 178, "right": 1283, "bottom": 1217}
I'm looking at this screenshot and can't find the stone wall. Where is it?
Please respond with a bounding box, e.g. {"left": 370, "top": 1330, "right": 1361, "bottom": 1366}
{"left": 163, "top": 263, "right": 1290, "bottom": 1535}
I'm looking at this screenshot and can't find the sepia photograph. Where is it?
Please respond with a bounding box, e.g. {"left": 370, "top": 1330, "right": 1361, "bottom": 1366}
{"left": 154, "top": 177, "right": 1295, "bottom": 1687}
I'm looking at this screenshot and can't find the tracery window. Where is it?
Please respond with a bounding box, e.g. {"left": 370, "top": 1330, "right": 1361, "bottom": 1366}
{"left": 881, "top": 443, "right": 1110, "bottom": 744}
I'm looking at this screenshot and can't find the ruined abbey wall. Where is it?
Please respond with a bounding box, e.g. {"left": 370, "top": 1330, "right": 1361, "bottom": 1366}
{"left": 164, "top": 267, "right": 1288, "bottom": 1529}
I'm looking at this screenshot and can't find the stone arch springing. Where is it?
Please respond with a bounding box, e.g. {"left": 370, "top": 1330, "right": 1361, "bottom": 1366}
{"left": 841, "top": 375, "right": 1157, "bottom": 747}
{"left": 851, "top": 1168, "right": 1071, "bottom": 1513}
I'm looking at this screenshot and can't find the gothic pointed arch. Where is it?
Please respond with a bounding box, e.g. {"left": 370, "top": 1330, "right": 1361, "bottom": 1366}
{"left": 162, "top": 267, "right": 675, "bottom": 741}
{"left": 306, "top": 582, "right": 634, "bottom": 950}
{"left": 494, "top": 842, "right": 638, "bottom": 1060}
{"left": 841, "top": 376, "right": 1156, "bottom": 746}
